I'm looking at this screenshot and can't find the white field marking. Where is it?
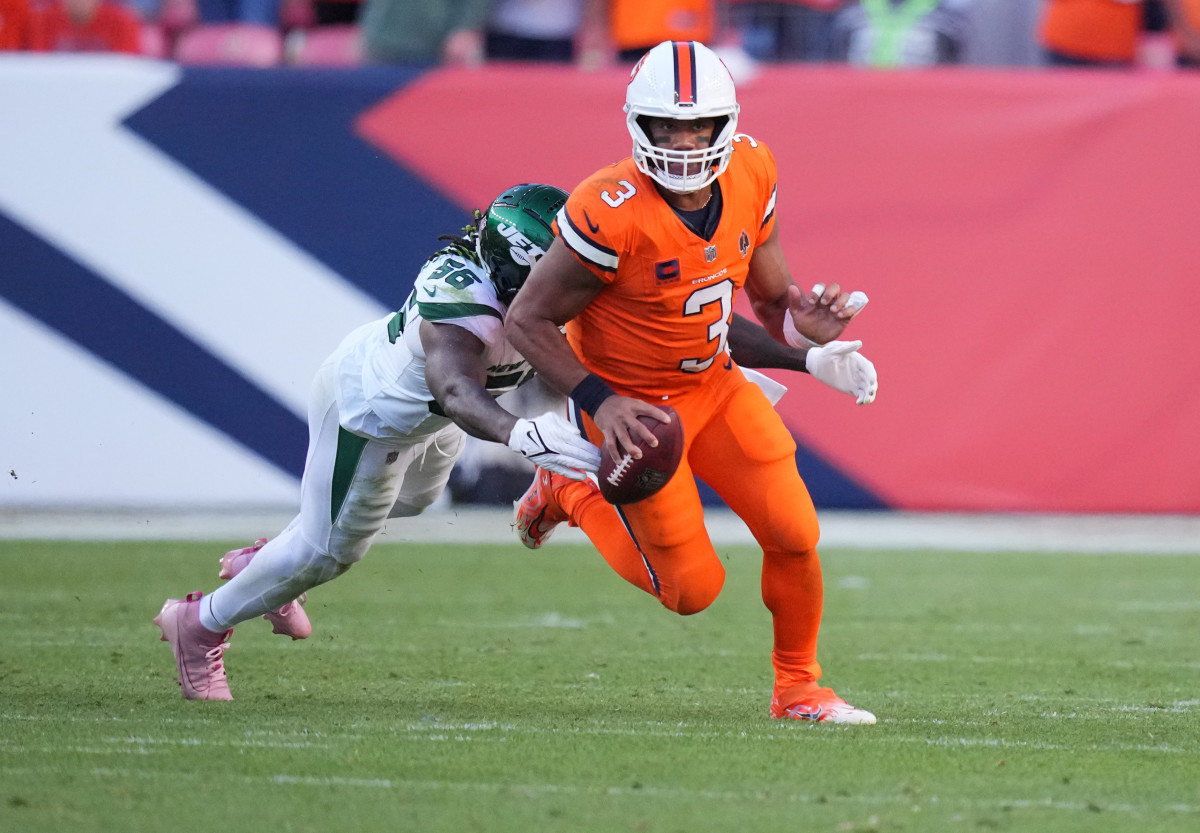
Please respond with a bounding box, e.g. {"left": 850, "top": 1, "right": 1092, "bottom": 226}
{"left": 434, "top": 612, "right": 616, "bottom": 630}
{"left": 939, "top": 621, "right": 1190, "bottom": 640}
{"left": 368, "top": 720, "right": 1200, "bottom": 756}
{"left": 1, "top": 712, "right": 318, "bottom": 730}
{"left": 239, "top": 728, "right": 329, "bottom": 738}
{"left": 917, "top": 736, "right": 1067, "bottom": 751}
{"left": 955, "top": 693, "right": 1196, "bottom": 708}
{"left": 892, "top": 735, "right": 1198, "bottom": 756}
{"left": 976, "top": 798, "right": 1195, "bottom": 815}
{"left": 109, "top": 736, "right": 327, "bottom": 750}
{"left": 4, "top": 736, "right": 329, "bottom": 753}
{"left": 272, "top": 775, "right": 394, "bottom": 788}
{"left": 47, "top": 768, "right": 1193, "bottom": 815}
{"left": 1112, "top": 699, "right": 1197, "bottom": 713}
{"left": 1118, "top": 600, "right": 1200, "bottom": 612}
{"left": 2, "top": 712, "right": 132, "bottom": 723}
{"left": 887, "top": 708, "right": 1191, "bottom": 728}
{"left": 378, "top": 722, "right": 1200, "bottom": 756}
{"left": 4, "top": 745, "right": 153, "bottom": 756}
{"left": 855, "top": 652, "right": 1200, "bottom": 671}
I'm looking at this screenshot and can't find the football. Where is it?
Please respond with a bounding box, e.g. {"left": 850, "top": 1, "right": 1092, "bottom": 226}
{"left": 597, "top": 405, "right": 684, "bottom": 505}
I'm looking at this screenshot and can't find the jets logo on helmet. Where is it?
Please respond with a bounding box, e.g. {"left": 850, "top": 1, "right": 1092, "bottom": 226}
{"left": 476, "top": 183, "right": 568, "bottom": 305}
{"left": 496, "top": 223, "right": 546, "bottom": 268}
{"left": 625, "top": 41, "right": 740, "bottom": 193}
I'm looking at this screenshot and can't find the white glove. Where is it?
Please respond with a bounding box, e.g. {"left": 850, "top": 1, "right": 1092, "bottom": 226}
{"left": 508, "top": 413, "right": 601, "bottom": 480}
{"left": 805, "top": 340, "right": 878, "bottom": 405}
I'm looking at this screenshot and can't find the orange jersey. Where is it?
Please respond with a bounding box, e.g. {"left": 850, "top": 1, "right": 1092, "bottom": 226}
{"left": 555, "top": 135, "right": 778, "bottom": 399}
{"left": 609, "top": 0, "right": 713, "bottom": 52}
{"left": 1039, "top": 0, "right": 1143, "bottom": 63}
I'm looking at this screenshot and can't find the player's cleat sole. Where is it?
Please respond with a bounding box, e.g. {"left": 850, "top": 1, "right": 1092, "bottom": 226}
{"left": 154, "top": 591, "right": 234, "bottom": 701}
{"left": 770, "top": 688, "right": 876, "bottom": 725}
{"left": 218, "top": 538, "right": 312, "bottom": 640}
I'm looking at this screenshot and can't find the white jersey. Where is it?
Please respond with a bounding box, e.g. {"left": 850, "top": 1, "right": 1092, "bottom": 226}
{"left": 331, "top": 247, "right": 534, "bottom": 442}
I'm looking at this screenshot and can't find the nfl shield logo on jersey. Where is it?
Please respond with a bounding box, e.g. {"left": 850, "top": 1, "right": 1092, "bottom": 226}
{"left": 704, "top": 244, "right": 717, "bottom": 262}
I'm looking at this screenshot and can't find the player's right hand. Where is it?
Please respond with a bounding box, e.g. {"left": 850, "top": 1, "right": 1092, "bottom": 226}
{"left": 592, "top": 395, "right": 671, "bottom": 464}
{"left": 508, "top": 413, "right": 602, "bottom": 480}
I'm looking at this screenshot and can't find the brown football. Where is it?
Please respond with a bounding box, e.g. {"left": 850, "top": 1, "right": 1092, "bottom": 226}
{"left": 597, "top": 405, "right": 684, "bottom": 505}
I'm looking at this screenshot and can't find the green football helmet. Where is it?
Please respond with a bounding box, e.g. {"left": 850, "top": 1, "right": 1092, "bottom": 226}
{"left": 476, "top": 183, "right": 568, "bottom": 305}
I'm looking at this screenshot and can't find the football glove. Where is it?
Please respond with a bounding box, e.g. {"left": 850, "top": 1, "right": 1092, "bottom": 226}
{"left": 508, "top": 413, "right": 602, "bottom": 480}
{"left": 805, "top": 340, "right": 878, "bottom": 405}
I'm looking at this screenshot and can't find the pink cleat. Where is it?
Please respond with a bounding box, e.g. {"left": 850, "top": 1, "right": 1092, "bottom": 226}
{"left": 154, "top": 591, "right": 233, "bottom": 701}
{"left": 218, "top": 538, "right": 312, "bottom": 640}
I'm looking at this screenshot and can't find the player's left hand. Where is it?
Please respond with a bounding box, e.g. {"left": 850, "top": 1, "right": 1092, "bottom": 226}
{"left": 785, "top": 283, "right": 868, "bottom": 347}
{"left": 508, "top": 413, "right": 602, "bottom": 480}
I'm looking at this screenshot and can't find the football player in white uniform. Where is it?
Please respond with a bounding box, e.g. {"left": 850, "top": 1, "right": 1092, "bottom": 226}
{"left": 154, "top": 184, "right": 601, "bottom": 700}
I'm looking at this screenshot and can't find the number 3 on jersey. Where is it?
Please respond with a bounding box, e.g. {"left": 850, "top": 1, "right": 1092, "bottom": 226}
{"left": 601, "top": 181, "right": 637, "bottom": 208}
{"left": 680, "top": 279, "right": 733, "bottom": 373}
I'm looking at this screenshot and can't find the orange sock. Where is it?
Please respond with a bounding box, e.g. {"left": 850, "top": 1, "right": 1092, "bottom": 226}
{"left": 762, "top": 548, "right": 824, "bottom": 704}
{"left": 558, "top": 480, "right": 658, "bottom": 596}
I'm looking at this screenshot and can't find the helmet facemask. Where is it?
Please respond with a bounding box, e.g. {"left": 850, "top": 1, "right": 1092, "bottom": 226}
{"left": 629, "top": 113, "right": 736, "bottom": 193}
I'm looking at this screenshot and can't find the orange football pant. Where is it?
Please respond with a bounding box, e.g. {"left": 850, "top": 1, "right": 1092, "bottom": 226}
{"left": 556, "top": 363, "right": 826, "bottom": 708}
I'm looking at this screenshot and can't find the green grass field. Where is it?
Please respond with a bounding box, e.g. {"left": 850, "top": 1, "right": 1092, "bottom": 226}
{"left": 1, "top": 538, "right": 1196, "bottom": 833}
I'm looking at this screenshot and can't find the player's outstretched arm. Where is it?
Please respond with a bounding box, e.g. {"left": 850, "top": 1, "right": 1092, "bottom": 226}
{"left": 422, "top": 320, "right": 518, "bottom": 443}
{"left": 423, "top": 320, "right": 600, "bottom": 477}
{"left": 728, "top": 313, "right": 806, "bottom": 371}
{"left": 728, "top": 314, "right": 878, "bottom": 405}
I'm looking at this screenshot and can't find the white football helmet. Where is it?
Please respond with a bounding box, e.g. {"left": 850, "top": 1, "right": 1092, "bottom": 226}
{"left": 624, "top": 40, "right": 740, "bottom": 193}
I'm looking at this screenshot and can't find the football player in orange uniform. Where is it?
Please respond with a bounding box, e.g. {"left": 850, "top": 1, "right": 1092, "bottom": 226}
{"left": 507, "top": 40, "right": 879, "bottom": 724}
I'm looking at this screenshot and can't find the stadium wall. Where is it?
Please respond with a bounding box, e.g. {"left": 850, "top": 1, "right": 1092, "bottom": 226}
{"left": 2, "top": 55, "right": 1198, "bottom": 513}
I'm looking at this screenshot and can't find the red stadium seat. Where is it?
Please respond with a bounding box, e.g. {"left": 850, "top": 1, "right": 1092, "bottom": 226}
{"left": 285, "top": 24, "right": 363, "bottom": 66}
{"left": 278, "top": 0, "right": 316, "bottom": 32}
{"left": 174, "top": 23, "right": 284, "bottom": 67}
{"left": 140, "top": 23, "right": 169, "bottom": 59}
{"left": 158, "top": 0, "right": 199, "bottom": 36}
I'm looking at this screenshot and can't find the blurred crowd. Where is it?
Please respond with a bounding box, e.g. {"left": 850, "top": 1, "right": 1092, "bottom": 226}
{"left": 1, "top": 0, "right": 1198, "bottom": 69}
